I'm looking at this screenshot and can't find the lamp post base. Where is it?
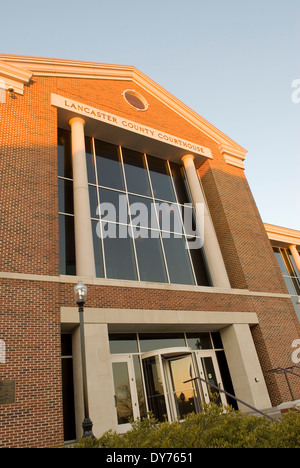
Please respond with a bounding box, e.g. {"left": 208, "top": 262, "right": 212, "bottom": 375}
{"left": 82, "top": 417, "right": 95, "bottom": 439}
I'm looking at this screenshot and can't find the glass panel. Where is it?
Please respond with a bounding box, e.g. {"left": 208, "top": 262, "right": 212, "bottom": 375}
{"left": 89, "top": 185, "right": 98, "bottom": 219}
{"left": 139, "top": 333, "right": 186, "bottom": 352}
{"left": 58, "top": 179, "right": 74, "bottom": 214}
{"left": 133, "top": 228, "right": 168, "bottom": 283}
{"left": 85, "top": 137, "right": 96, "bottom": 184}
{"left": 129, "top": 195, "right": 158, "bottom": 230}
{"left": 112, "top": 362, "right": 134, "bottom": 425}
{"left": 58, "top": 129, "right": 72, "bottom": 179}
{"left": 211, "top": 332, "right": 223, "bottom": 350}
{"left": 99, "top": 188, "right": 129, "bottom": 224}
{"left": 283, "top": 276, "right": 297, "bottom": 295}
{"left": 201, "top": 357, "right": 221, "bottom": 404}
{"left": 122, "top": 148, "right": 152, "bottom": 197}
{"left": 273, "top": 248, "right": 290, "bottom": 275}
{"left": 169, "top": 162, "right": 191, "bottom": 205}
{"left": 91, "top": 220, "right": 104, "bottom": 278}
{"left": 162, "top": 235, "right": 195, "bottom": 285}
{"left": 186, "top": 333, "right": 213, "bottom": 350}
{"left": 102, "top": 224, "right": 138, "bottom": 281}
{"left": 168, "top": 355, "right": 197, "bottom": 419}
{"left": 155, "top": 202, "right": 183, "bottom": 234}
{"left": 147, "top": 155, "right": 176, "bottom": 202}
{"left": 109, "top": 334, "right": 138, "bottom": 354}
{"left": 187, "top": 243, "right": 211, "bottom": 286}
{"left": 95, "top": 140, "right": 125, "bottom": 191}
{"left": 216, "top": 351, "right": 238, "bottom": 409}
{"left": 59, "top": 215, "right": 76, "bottom": 275}
{"left": 289, "top": 251, "right": 300, "bottom": 278}
{"left": 142, "top": 356, "right": 167, "bottom": 422}
{"left": 133, "top": 355, "right": 147, "bottom": 419}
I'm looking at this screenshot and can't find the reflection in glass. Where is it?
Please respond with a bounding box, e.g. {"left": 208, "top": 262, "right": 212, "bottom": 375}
{"left": 91, "top": 219, "right": 104, "bottom": 278}
{"left": 169, "top": 162, "right": 191, "bottom": 205}
{"left": 89, "top": 185, "right": 98, "bottom": 219}
{"left": 122, "top": 148, "right": 152, "bottom": 197}
{"left": 162, "top": 235, "right": 195, "bottom": 285}
{"left": 147, "top": 156, "right": 176, "bottom": 202}
{"left": 133, "top": 228, "right": 168, "bottom": 283}
{"left": 186, "top": 333, "right": 213, "bottom": 350}
{"left": 168, "top": 355, "right": 198, "bottom": 419}
{"left": 139, "top": 334, "right": 186, "bottom": 352}
{"left": 109, "top": 334, "right": 138, "bottom": 354}
{"left": 188, "top": 244, "right": 211, "bottom": 286}
{"left": 103, "top": 225, "right": 137, "bottom": 280}
{"left": 85, "top": 137, "right": 96, "bottom": 184}
{"left": 133, "top": 355, "right": 147, "bottom": 419}
{"left": 129, "top": 195, "right": 158, "bottom": 230}
{"left": 112, "top": 362, "right": 133, "bottom": 425}
{"left": 142, "top": 356, "right": 167, "bottom": 422}
{"left": 201, "top": 357, "right": 221, "bottom": 404}
{"left": 155, "top": 202, "right": 183, "bottom": 234}
{"left": 95, "top": 140, "right": 124, "bottom": 191}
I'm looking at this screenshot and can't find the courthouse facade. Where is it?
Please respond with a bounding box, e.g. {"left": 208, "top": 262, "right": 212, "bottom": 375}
{"left": 0, "top": 55, "right": 299, "bottom": 448}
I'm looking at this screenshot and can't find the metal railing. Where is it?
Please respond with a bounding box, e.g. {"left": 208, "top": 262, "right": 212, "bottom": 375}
{"left": 267, "top": 366, "right": 300, "bottom": 401}
{"left": 184, "top": 376, "right": 276, "bottom": 421}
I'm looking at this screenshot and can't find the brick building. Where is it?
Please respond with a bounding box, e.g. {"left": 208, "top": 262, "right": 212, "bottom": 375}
{"left": 0, "top": 55, "right": 299, "bottom": 448}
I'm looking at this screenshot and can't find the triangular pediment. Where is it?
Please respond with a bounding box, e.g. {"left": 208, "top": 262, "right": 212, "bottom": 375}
{"left": 0, "top": 54, "right": 247, "bottom": 168}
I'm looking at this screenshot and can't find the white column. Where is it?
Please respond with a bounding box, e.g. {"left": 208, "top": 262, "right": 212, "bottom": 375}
{"left": 69, "top": 117, "right": 96, "bottom": 278}
{"left": 290, "top": 245, "right": 300, "bottom": 275}
{"left": 221, "top": 324, "right": 272, "bottom": 411}
{"left": 181, "top": 154, "right": 231, "bottom": 289}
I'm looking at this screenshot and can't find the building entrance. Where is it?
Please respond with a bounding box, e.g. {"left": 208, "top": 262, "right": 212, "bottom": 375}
{"left": 111, "top": 346, "right": 227, "bottom": 432}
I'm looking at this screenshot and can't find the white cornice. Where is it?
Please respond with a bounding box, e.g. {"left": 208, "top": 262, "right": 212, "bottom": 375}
{"left": 0, "top": 59, "right": 32, "bottom": 95}
{"left": 0, "top": 55, "right": 248, "bottom": 166}
{"left": 264, "top": 223, "right": 300, "bottom": 247}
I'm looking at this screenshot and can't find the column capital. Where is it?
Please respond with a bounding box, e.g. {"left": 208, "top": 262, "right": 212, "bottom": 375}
{"left": 69, "top": 116, "right": 86, "bottom": 127}
{"left": 181, "top": 154, "right": 195, "bottom": 166}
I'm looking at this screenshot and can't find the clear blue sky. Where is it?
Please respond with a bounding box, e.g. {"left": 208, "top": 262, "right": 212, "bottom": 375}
{"left": 1, "top": 0, "right": 299, "bottom": 229}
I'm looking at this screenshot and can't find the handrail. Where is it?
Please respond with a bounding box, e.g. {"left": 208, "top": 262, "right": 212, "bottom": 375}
{"left": 184, "top": 376, "right": 276, "bottom": 421}
{"left": 267, "top": 366, "right": 300, "bottom": 401}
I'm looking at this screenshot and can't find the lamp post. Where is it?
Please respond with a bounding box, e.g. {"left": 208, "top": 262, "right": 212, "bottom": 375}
{"left": 74, "top": 280, "right": 94, "bottom": 439}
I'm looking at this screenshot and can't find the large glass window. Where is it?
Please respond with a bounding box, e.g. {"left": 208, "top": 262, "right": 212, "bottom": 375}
{"left": 273, "top": 247, "right": 300, "bottom": 321}
{"left": 58, "top": 129, "right": 211, "bottom": 286}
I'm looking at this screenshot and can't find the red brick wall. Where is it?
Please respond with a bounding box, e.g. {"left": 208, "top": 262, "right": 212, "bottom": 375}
{"left": 0, "top": 74, "right": 299, "bottom": 447}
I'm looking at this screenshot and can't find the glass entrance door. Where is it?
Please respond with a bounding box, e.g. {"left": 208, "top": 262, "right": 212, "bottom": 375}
{"left": 111, "top": 355, "right": 140, "bottom": 432}
{"left": 194, "top": 351, "right": 227, "bottom": 406}
{"left": 141, "top": 348, "right": 201, "bottom": 422}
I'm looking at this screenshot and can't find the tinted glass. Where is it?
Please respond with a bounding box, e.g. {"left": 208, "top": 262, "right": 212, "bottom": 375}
{"left": 89, "top": 185, "right": 98, "bottom": 219}
{"left": 273, "top": 248, "right": 289, "bottom": 275}
{"left": 155, "top": 201, "right": 183, "bottom": 234}
{"left": 109, "top": 334, "right": 138, "bottom": 354}
{"left": 122, "top": 148, "right": 152, "bottom": 196}
{"left": 169, "top": 162, "right": 191, "bottom": 205}
{"left": 162, "top": 235, "right": 195, "bottom": 285}
{"left": 147, "top": 156, "right": 176, "bottom": 202}
{"left": 58, "top": 129, "right": 72, "bottom": 179}
{"left": 91, "top": 220, "right": 104, "bottom": 278}
{"left": 85, "top": 137, "right": 96, "bottom": 184}
{"left": 129, "top": 195, "right": 158, "bottom": 230}
{"left": 139, "top": 333, "right": 185, "bottom": 352}
{"left": 103, "top": 224, "right": 137, "bottom": 280}
{"left": 58, "top": 179, "right": 74, "bottom": 214}
{"left": 133, "top": 228, "right": 168, "bottom": 283}
{"left": 99, "top": 188, "right": 129, "bottom": 224}
{"left": 59, "top": 215, "right": 76, "bottom": 275}
{"left": 95, "top": 140, "right": 124, "bottom": 190}
{"left": 188, "top": 243, "right": 211, "bottom": 286}
{"left": 186, "top": 333, "right": 213, "bottom": 350}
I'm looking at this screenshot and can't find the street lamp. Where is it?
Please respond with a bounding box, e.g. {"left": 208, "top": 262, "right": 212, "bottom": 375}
{"left": 74, "top": 280, "right": 94, "bottom": 439}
